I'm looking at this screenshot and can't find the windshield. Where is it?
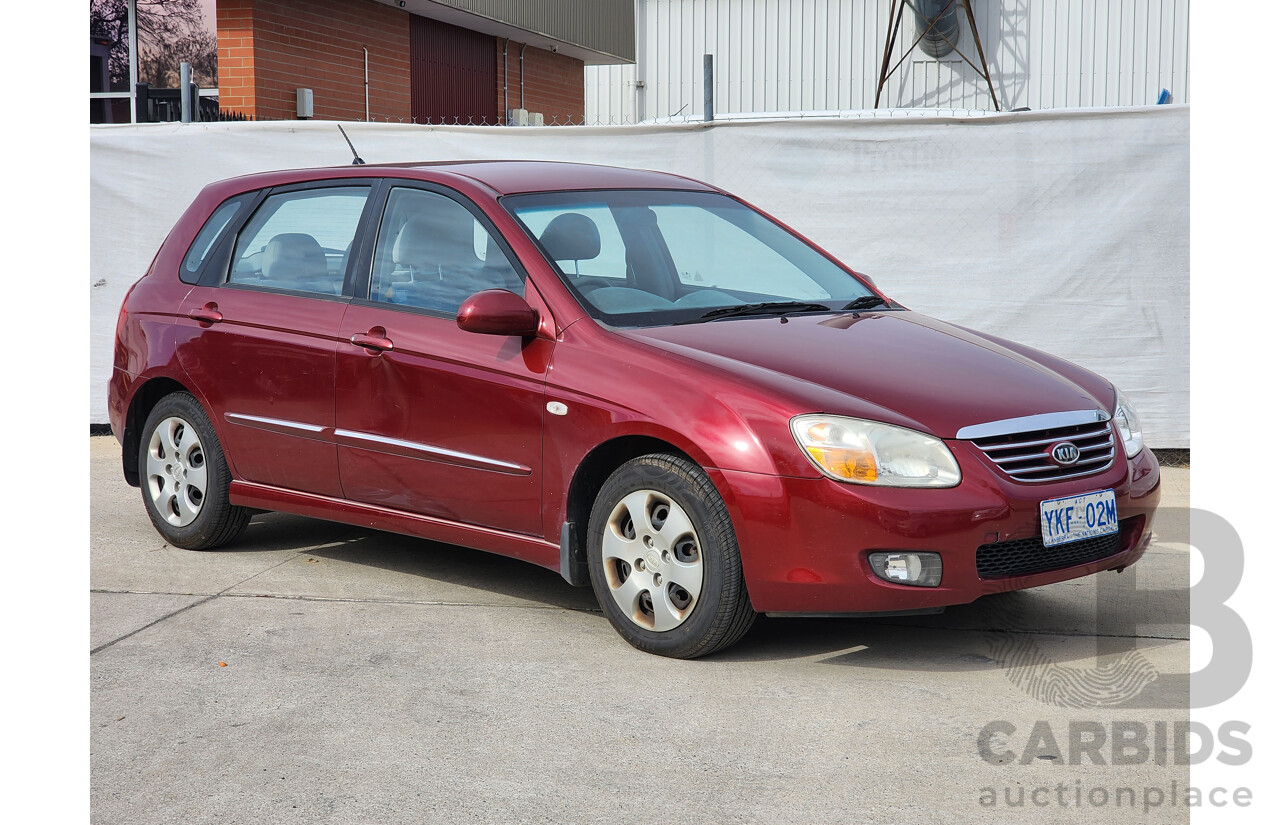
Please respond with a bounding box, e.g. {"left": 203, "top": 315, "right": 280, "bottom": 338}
{"left": 503, "top": 189, "right": 882, "bottom": 327}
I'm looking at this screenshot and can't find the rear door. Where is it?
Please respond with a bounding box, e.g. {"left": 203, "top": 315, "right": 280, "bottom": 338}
{"left": 176, "top": 181, "right": 378, "bottom": 496}
{"left": 334, "top": 184, "right": 551, "bottom": 535}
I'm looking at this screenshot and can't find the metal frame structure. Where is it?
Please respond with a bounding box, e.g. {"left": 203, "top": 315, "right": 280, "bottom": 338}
{"left": 874, "top": 0, "right": 999, "bottom": 111}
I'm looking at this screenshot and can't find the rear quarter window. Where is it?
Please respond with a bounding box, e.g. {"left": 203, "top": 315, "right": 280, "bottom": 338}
{"left": 181, "top": 195, "right": 251, "bottom": 284}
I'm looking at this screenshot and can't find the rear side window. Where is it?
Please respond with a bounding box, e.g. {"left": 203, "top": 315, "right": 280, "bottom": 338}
{"left": 181, "top": 195, "right": 249, "bottom": 284}
{"left": 228, "top": 186, "right": 371, "bottom": 297}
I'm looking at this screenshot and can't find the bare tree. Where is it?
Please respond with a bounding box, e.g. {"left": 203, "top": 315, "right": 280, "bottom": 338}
{"left": 139, "top": 26, "right": 218, "bottom": 88}
{"left": 90, "top": 0, "right": 217, "bottom": 89}
{"left": 90, "top": 0, "right": 131, "bottom": 89}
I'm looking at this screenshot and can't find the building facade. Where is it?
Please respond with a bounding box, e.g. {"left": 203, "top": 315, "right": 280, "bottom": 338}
{"left": 90, "top": 0, "right": 634, "bottom": 124}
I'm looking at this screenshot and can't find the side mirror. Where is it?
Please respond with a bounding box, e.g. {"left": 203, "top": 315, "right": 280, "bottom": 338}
{"left": 456, "top": 289, "right": 541, "bottom": 337}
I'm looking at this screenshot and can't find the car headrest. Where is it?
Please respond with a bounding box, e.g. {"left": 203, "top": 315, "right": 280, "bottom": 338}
{"left": 393, "top": 206, "right": 477, "bottom": 271}
{"left": 261, "top": 233, "right": 326, "bottom": 280}
{"left": 539, "top": 213, "right": 601, "bottom": 262}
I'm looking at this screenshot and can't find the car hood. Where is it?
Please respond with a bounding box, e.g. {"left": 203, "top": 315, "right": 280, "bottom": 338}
{"left": 620, "top": 311, "right": 1111, "bottom": 439}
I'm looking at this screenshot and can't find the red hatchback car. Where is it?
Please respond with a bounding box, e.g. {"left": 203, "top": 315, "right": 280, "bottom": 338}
{"left": 110, "top": 160, "right": 1160, "bottom": 658}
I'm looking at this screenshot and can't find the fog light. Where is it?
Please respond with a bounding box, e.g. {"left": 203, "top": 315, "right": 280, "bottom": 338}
{"left": 868, "top": 552, "right": 943, "bottom": 587}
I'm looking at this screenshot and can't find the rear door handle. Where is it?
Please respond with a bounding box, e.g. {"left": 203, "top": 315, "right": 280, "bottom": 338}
{"left": 188, "top": 304, "right": 223, "bottom": 324}
{"left": 350, "top": 331, "right": 394, "bottom": 353}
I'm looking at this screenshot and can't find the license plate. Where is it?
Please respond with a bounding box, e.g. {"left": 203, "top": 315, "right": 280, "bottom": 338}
{"left": 1039, "top": 489, "right": 1118, "bottom": 547}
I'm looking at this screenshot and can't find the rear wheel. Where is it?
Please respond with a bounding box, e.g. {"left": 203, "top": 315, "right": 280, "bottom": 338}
{"left": 587, "top": 454, "right": 756, "bottom": 658}
{"left": 138, "top": 392, "right": 250, "bottom": 550}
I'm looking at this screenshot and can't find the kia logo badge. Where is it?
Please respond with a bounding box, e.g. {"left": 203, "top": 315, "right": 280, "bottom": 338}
{"left": 1050, "top": 442, "right": 1080, "bottom": 466}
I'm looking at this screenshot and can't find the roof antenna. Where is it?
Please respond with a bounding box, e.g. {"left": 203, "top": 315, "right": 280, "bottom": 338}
{"left": 337, "top": 124, "right": 366, "bottom": 165}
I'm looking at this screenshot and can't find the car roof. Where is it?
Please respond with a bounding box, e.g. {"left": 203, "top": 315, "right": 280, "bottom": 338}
{"left": 214, "top": 160, "right": 718, "bottom": 198}
{"left": 390, "top": 160, "right": 719, "bottom": 195}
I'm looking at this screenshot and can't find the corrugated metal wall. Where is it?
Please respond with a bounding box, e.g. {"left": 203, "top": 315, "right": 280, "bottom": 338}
{"left": 410, "top": 14, "right": 498, "bottom": 124}
{"left": 586, "top": 0, "right": 1191, "bottom": 122}
{"left": 428, "top": 0, "right": 636, "bottom": 62}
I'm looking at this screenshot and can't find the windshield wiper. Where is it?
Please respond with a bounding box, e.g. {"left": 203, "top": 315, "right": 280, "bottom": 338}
{"left": 842, "top": 295, "right": 891, "bottom": 311}
{"left": 679, "top": 301, "right": 836, "bottom": 324}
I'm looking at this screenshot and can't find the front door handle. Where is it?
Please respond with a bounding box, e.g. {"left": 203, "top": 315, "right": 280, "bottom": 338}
{"left": 188, "top": 304, "right": 223, "bottom": 324}
{"left": 350, "top": 330, "right": 394, "bottom": 353}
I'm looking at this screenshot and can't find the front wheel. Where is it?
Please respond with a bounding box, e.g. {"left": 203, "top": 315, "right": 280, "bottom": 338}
{"left": 138, "top": 392, "right": 250, "bottom": 550}
{"left": 586, "top": 454, "right": 756, "bottom": 658}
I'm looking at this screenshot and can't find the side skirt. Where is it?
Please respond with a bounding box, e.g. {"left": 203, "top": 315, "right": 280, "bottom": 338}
{"left": 229, "top": 480, "right": 560, "bottom": 570}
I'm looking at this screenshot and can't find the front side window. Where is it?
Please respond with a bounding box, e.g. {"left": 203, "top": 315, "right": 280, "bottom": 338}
{"left": 368, "top": 187, "right": 524, "bottom": 314}
{"left": 229, "top": 187, "right": 371, "bottom": 296}
{"left": 505, "top": 190, "right": 874, "bottom": 327}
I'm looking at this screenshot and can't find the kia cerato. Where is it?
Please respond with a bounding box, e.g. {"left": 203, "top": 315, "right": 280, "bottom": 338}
{"left": 109, "top": 160, "right": 1160, "bottom": 658}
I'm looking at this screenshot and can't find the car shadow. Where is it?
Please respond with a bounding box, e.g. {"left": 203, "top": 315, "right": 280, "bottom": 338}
{"left": 211, "top": 512, "right": 373, "bottom": 553}
{"left": 237, "top": 511, "right": 599, "bottom": 612}
{"left": 230, "top": 512, "right": 1184, "bottom": 672}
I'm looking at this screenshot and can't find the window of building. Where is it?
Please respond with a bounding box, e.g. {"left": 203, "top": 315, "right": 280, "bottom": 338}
{"left": 91, "top": 0, "right": 219, "bottom": 124}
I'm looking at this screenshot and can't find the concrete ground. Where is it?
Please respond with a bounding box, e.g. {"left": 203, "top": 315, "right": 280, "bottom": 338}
{"left": 91, "top": 436, "right": 1191, "bottom": 824}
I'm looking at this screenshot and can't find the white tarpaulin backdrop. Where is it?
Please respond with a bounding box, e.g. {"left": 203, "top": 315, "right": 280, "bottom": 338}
{"left": 90, "top": 106, "right": 1189, "bottom": 446}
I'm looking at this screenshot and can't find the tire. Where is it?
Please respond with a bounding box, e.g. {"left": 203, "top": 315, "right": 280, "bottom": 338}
{"left": 138, "top": 392, "right": 250, "bottom": 550}
{"left": 586, "top": 454, "right": 756, "bottom": 658}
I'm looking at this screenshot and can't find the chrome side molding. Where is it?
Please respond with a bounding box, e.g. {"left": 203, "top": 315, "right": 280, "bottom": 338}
{"left": 225, "top": 412, "right": 326, "bottom": 435}
{"left": 224, "top": 412, "right": 530, "bottom": 476}
{"left": 334, "top": 428, "right": 531, "bottom": 475}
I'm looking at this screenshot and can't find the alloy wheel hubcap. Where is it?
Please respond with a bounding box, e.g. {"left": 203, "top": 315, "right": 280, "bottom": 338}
{"left": 145, "top": 416, "right": 207, "bottom": 527}
{"left": 602, "top": 490, "right": 704, "bottom": 631}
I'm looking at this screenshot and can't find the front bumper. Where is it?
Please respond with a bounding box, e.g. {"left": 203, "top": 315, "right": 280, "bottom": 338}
{"left": 712, "top": 441, "right": 1161, "bottom": 614}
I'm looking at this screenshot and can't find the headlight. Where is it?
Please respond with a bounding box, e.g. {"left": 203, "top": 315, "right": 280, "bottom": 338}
{"left": 790, "top": 415, "right": 961, "bottom": 487}
{"left": 1113, "top": 389, "right": 1144, "bottom": 459}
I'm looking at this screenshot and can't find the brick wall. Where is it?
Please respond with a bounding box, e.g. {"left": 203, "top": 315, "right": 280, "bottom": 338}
{"left": 218, "top": 0, "right": 411, "bottom": 121}
{"left": 216, "top": 2, "right": 584, "bottom": 125}
{"left": 494, "top": 40, "right": 585, "bottom": 125}
{"left": 216, "top": 0, "right": 256, "bottom": 114}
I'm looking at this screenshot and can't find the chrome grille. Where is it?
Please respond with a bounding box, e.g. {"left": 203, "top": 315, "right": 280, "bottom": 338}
{"left": 969, "top": 421, "right": 1116, "bottom": 483}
